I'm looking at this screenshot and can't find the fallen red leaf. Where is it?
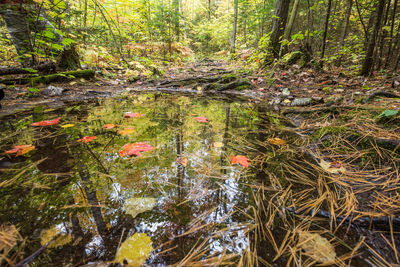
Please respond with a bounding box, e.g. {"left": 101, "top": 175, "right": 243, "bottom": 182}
{"left": 31, "top": 117, "right": 61, "bottom": 126}
{"left": 194, "top": 116, "right": 208, "bottom": 123}
{"left": 103, "top": 124, "right": 118, "bottom": 129}
{"left": 124, "top": 112, "right": 144, "bottom": 118}
{"left": 4, "top": 145, "right": 35, "bottom": 156}
{"left": 78, "top": 136, "right": 97, "bottom": 143}
{"left": 119, "top": 142, "right": 155, "bottom": 157}
{"left": 231, "top": 155, "right": 250, "bottom": 168}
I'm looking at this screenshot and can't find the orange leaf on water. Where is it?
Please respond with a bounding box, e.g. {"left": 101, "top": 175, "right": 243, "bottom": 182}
{"left": 176, "top": 157, "right": 188, "bottom": 167}
{"left": 117, "top": 127, "right": 135, "bottom": 136}
{"left": 231, "top": 155, "right": 250, "bottom": 168}
{"left": 124, "top": 112, "right": 144, "bottom": 118}
{"left": 194, "top": 117, "right": 208, "bottom": 123}
{"left": 103, "top": 124, "right": 118, "bottom": 129}
{"left": 119, "top": 142, "right": 155, "bottom": 157}
{"left": 78, "top": 136, "right": 97, "bottom": 143}
{"left": 4, "top": 145, "right": 35, "bottom": 156}
{"left": 31, "top": 117, "right": 61, "bottom": 126}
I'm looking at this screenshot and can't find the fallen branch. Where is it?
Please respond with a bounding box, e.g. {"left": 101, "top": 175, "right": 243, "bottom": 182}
{"left": 0, "top": 63, "right": 57, "bottom": 76}
{"left": 287, "top": 207, "right": 400, "bottom": 231}
{"left": 362, "top": 90, "right": 400, "bottom": 103}
{"left": 282, "top": 105, "right": 385, "bottom": 115}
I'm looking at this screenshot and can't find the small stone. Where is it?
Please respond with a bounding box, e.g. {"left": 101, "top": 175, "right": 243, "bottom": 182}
{"left": 282, "top": 88, "right": 291, "bottom": 96}
{"left": 291, "top": 98, "right": 312, "bottom": 106}
{"left": 42, "top": 85, "right": 64, "bottom": 96}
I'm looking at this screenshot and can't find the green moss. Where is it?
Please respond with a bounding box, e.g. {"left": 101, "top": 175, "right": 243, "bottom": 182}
{"left": 313, "top": 125, "right": 349, "bottom": 140}
{"left": 236, "top": 84, "right": 251, "bottom": 91}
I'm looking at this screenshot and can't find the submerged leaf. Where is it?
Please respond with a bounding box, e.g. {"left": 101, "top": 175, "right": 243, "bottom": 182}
{"left": 41, "top": 226, "right": 72, "bottom": 248}
{"left": 176, "top": 157, "right": 188, "bottom": 167}
{"left": 213, "top": 142, "right": 224, "bottom": 148}
{"left": 103, "top": 123, "right": 118, "bottom": 129}
{"left": 194, "top": 116, "right": 208, "bottom": 123}
{"left": 77, "top": 136, "right": 97, "bottom": 143}
{"left": 231, "top": 155, "right": 250, "bottom": 168}
{"left": 31, "top": 117, "right": 61, "bottom": 126}
{"left": 118, "top": 127, "right": 135, "bottom": 136}
{"left": 123, "top": 197, "right": 157, "bottom": 218}
{"left": 115, "top": 233, "right": 153, "bottom": 266}
{"left": 124, "top": 112, "right": 144, "bottom": 118}
{"left": 4, "top": 145, "right": 35, "bottom": 156}
{"left": 298, "top": 231, "right": 336, "bottom": 264}
{"left": 268, "top": 137, "right": 287, "bottom": 146}
{"left": 119, "top": 142, "right": 155, "bottom": 157}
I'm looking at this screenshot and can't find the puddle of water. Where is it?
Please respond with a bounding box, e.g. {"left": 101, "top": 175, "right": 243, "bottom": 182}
{"left": 0, "top": 93, "right": 380, "bottom": 266}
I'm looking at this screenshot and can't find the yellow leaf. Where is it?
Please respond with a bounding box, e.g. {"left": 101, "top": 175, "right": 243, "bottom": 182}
{"left": 298, "top": 231, "right": 336, "bottom": 264}
{"left": 268, "top": 137, "right": 287, "bottom": 146}
{"left": 61, "top": 124, "right": 75, "bottom": 128}
{"left": 118, "top": 127, "right": 135, "bottom": 136}
{"left": 123, "top": 197, "right": 157, "bottom": 218}
{"left": 213, "top": 142, "right": 224, "bottom": 148}
{"left": 41, "top": 226, "right": 72, "bottom": 248}
{"left": 320, "top": 159, "right": 346, "bottom": 174}
{"left": 115, "top": 233, "right": 153, "bottom": 267}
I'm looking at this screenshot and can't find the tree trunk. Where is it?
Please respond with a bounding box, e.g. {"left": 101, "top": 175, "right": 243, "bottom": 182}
{"left": 0, "top": 8, "right": 35, "bottom": 66}
{"left": 385, "top": 0, "right": 398, "bottom": 68}
{"left": 269, "top": 0, "right": 291, "bottom": 59}
{"left": 340, "top": 0, "right": 353, "bottom": 46}
{"left": 231, "top": 0, "right": 238, "bottom": 53}
{"left": 320, "top": 0, "right": 333, "bottom": 64}
{"left": 284, "top": 0, "right": 300, "bottom": 41}
{"left": 360, "top": 0, "right": 386, "bottom": 76}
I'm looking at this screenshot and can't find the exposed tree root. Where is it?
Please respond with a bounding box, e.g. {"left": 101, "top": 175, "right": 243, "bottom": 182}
{"left": 0, "top": 70, "right": 95, "bottom": 86}
{"left": 362, "top": 90, "right": 400, "bottom": 103}
{"left": 287, "top": 207, "right": 400, "bottom": 232}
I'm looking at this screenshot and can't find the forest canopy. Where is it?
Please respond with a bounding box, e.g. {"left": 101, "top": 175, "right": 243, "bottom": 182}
{"left": 0, "top": 0, "right": 399, "bottom": 76}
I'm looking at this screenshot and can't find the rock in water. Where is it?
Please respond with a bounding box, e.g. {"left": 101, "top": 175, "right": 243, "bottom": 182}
{"left": 43, "top": 85, "right": 64, "bottom": 96}
{"left": 290, "top": 98, "right": 312, "bottom": 106}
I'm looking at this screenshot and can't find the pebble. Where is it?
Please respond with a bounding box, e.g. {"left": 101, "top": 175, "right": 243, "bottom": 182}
{"left": 42, "top": 85, "right": 64, "bottom": 96}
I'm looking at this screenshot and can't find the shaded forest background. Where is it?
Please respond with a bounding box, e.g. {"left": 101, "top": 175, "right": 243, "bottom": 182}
{"left": 0, "top": 0, "right": 399, "bottom": 77}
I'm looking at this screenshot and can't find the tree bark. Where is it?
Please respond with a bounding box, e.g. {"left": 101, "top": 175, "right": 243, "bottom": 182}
{"left": 360, "top": 0, "right": 386, "bottom": 76}
{"left": 0, "top": 7, "right": 35, "bottom": 66}
{"left": 320, "top": 0, "right": 333, "bottom": 64}
{"left": 231, "top": 0, "right": 238, "bottom": 53}
{"left": 269, "top": 0, "right": 291, "bottom": 59}
{"left": 284, "top": 0, "right": 300, "bottom": 41}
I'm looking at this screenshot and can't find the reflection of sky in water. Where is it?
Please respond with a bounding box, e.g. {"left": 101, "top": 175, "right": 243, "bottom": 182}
{"left": 0, "top": 94, "right": 261, "bottom": 265}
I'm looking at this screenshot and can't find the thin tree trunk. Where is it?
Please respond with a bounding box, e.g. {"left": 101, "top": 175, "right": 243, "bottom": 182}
{"left": 360, "top": 0, "right": 386, "bottom": 76}
{"left": 340, "top": 0, "right": 353, "bottom": 46}
{"left": 269, "top": 0, "right": 291, "bottom": 59}
{"left": 231, "top": 0, "right": 238, "bottom": 53}
{"left": 284, "top": 0, "right": 300, "bottom": 41}
{"left": 320, "top": 0, "right": 333, "bottom": 64}
{"left": 385, "top": 0, "right": 398, "bottom": 68}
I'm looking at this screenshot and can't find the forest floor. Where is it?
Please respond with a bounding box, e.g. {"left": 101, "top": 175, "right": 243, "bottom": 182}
{"left": 1, "top": 59, "right": 400, "bottom": 264}
{"left": 1, "top": 59, "right": 400, "bottom": 117}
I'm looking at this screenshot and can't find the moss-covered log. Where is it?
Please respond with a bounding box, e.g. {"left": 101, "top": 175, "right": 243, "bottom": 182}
{"left": 0, "top": 70, "right": 95, "bottom": 85}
